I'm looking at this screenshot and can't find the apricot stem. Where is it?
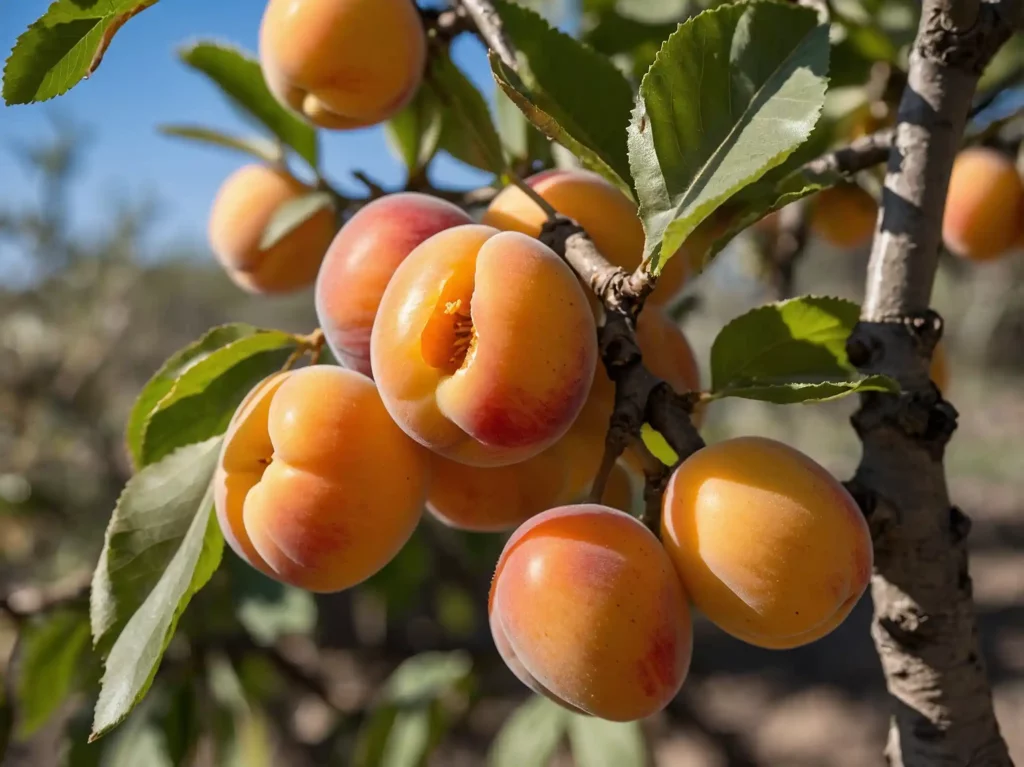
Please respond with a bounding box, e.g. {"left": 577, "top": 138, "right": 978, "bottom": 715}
{"left": 506, "top": 172, "right": 559, "bottom": 221}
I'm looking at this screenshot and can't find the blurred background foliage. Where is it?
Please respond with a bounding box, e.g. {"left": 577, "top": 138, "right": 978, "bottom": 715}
{"left": 1, "top": 0, "right": 1024, "bottom": 765}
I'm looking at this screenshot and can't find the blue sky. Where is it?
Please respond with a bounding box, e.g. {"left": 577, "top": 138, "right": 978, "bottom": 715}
{"left": 0, "top": 0, "right": 497, "bottom": 277}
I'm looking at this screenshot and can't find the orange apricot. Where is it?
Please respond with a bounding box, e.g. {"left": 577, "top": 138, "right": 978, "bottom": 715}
{"left": 315, "top": 193, "right": 472, "bottom": 377}
{"left": 214, "top": 365, "right": 427, "bottom": 592}
{"left": 810, "top": 184, "right": 878, "bottom": 250}
{"left": 490, "top": 505, "right": 692, "bottom": 721}
{"left": 661, "top": 437, "right": 872, "bottom": 649}
{"left": 208, "top": 165, "right": 336, "bottom": 294}
{"left": 481, "top": 170, "right": 688, "bottom": 305}
{"left": 370, "top": 225, "right": 598, "bottom": 467}
{"left": 942, "top": 147, "right": 1024, "bottom": 262}
{"left": 259, "top": 0, "right": 426, "bottom": 130}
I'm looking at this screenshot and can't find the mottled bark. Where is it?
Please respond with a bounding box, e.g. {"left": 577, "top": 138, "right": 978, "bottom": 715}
{"left": 847, "top": 1, "right": 1021, "bottom": 764}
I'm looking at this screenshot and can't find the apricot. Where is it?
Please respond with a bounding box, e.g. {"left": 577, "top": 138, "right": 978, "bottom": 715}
{"left": 810, "top": 184, "right": 877, "bottom": 250}
{"left": 370, "top": 225, "right": 598, "bottom": 467}
{"left": 259, "top": 0, "right": 425, "bottom": 130}
{"left": 490, "top": 505, "right": 692, "bottom": 721}
{"left": 315, "top": 193, "right": 472, "bottom": 377}
{"left": 661, "top": 437, "right": 872, "bottom": 649}
{"left": 208, "top": 164, "right": 335, "bottom": 294}
{"left": 213, "top": 365, "right": 428, "bottom": 592}
{"left": 425, "top": 423, "right": 635, "bottom": 532}
{"left": 942, "top": 147, "right": 1024, "bottom": 262}
{"left": 481, "top": 170, "right": 689, "bottom": 305}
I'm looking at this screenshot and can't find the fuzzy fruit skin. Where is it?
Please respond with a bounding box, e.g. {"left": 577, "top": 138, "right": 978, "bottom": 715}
{"left": 259, "top": 0, "right": 426, "bottom": 130}
{"left": 214, "top": 366, "right": 428, "bottom": 592}
{"left": 810, "top": 184, "right": 878, "bottom": 250}
{"left": 481, "top": 169, "right": 690, "bottom": 305}
{"left": 315, "top": 193, "right": 472, "bottom": 377}
{"left": 942, "top": 147, "right": 1024, "bottom": 262}
{"left": 661, "top": 436, "right": 873, "bottom": 649}
{"left": 370, "top": 224, "right": 598, "bottom": 468}
{"left": 208, "top": 165, "right": 336, "bottom": 294}
{"left": 424, "top": 421, "right": 635, "bottom": 533}
{"left": 490, "top": 504, "right": 693, "bottom": 721}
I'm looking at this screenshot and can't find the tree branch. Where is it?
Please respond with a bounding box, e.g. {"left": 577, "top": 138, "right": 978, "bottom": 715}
{"left": 847, "top": 0, "right": 1022, "bottom": 763}
{"left": 802, "top": 128, "right": 895, "bottom": 178}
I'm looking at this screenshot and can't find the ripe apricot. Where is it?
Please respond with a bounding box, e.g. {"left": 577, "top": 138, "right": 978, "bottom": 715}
{"left": 942, "top": 147, "right": 1024, "bottom": 262}
{"left": 370, "top": 225, "right": 598, "bottom": 467}
{"left": 810, "top": 184, "right": 877, "bottom": 250}
{"left": 481, "top": 170, "right": 689, "bottom": 305}
{"left": 315, "top": 193, "right": 472, "bottom": 377}
{"left": 259, "top": 0, "right": 426, "bottom": 130}
{"left": 490, "top": 505, "right": 692, "bottom": 721}
{"left": 208, "top": 165, "right": 336, "bottom": 294}
{"left": 661, "top": 437, "right": 872, "bottom": 649}
{"left": 214, "top": 365, "right": 428, "bottom": 592}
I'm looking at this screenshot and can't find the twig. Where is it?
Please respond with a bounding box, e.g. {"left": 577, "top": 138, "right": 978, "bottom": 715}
{"left": 802, "top": 128, "right": 895, "bottom": 178}
{"left": 627, "top": 437, "right": 674, "bottom": 535}
{"left": 455, "top": 0, "right": 517, "bottom": 69}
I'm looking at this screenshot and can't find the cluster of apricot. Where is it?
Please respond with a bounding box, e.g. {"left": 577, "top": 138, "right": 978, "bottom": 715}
{"left": 212, "top": 167, "right": 873, "bottom": 722}
{"left": 207, "top": 0, "right": 874, "bottom": 723}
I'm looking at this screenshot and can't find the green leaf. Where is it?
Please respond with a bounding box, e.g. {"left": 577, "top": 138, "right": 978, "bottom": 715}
{"left": 496, "top": 88, "right": 554, "bottom": 167}
{"left": 139, "top": 330, "right": 299, "bottom": 467}
{"left": 489, "top": 696, "right": 569, "bottom": 767}
{"left": 354, "top": 652, "right": 473, "bottom": 767}
{"left": 710, "top": 296, "right": 899, "bottom": 403}
{"left": 567, "top": 715, "right": 646, "bottom": 767}
{"left": 383, "top": 652, "right": 473, "bottom": 706}
{"left": 126, "top": 324, "right": 264, "bottom": 469}
{"left": 386, "top": 87, "right": 445, "bottom": 176}
{"left": 259, "top": 192, "right": 336, "bottom": 250}
{"left": 179, "top": 41, "right": 318, "bottom": 168}
{"left": 91, "top": 483, "right": 224, "bottom": 740}
{"left": 157, "top": 125, "right": 284, "bottom": 165}
{"left": 628, "top": 1, "right": 829, "bottom": 272}
{"left": 12, "top": 608, "right": 93, "bottom": 740}
{"left": 491, "top": 0, "right": 635, "bottom": 197}
{"left": 91, "top": 437, "right": 223, "bottom": 655}
{"left": 427, "top": 52, "right": 505, "bottom": 175}
{"left": 640, "top": 423, "right": 679, "bottom": 466}
{"left": 2, "top": 0, "right": 158, "bottom": 105}
{"left": 229, "top": 555, "right": 317, "bottom": 646}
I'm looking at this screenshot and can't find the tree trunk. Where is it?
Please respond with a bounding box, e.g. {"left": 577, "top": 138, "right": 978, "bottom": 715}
{"left": 848, "top": 0, "right": 1021, "bottom": 764}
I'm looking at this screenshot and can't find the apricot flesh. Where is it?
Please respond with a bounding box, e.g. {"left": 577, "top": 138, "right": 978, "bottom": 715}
{"left": 259, "top": 0, "right": 426, "bottom": 130}
{"left": 214, "top": 365, "right": 428, "bottom": 592}
{"left": 315, "top": 193, "right": 472, "bottom": 377}
{"left": 208, "top": 164, "right": 336, "bottom": 294}
{"left": 490, "top": 505, "right": 692, "bottom": 721}
{"left": 661, "top": 436, "right": 872, "bottom": 649}
{"left": 942, "top": 147, "right": 1024, "bottom": 262}
{"left": 810, "top": 184, "right": 877, "bottom": 250}
{"left": 370, "top": 225, "right": 598, "bottom": 467}
{"left": 481, "top": 170, "right": 688, "bottom": 305}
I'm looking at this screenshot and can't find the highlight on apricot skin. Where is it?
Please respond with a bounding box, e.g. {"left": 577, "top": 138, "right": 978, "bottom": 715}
{"left": 213, "top": 365, "right": 428, "bottom": 593}
{"left": 489, "top": 505, "right": 692, "bottom": 721}
{"left": 481, "top": 170, "right": 689, "bottom": 305}
{"left": 942, "top": 147, "right": 1024, "bottom": 262}
{"left": 259, "top": 0, "right": 426, "bottom": 130}
{"left": 208, "top": 164, "right": 336, "bottom": 294}
{"left": 810, "top": 184, "right": 878, "bottom": 250}
{"left": 315, "top": 193, "right": 473, "bottom": 377}
{"left": 661, "top": 436, "right": 872, "bottom": 650}
{"left": 370, "top": 224, "right": 598, "bottom": 468}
